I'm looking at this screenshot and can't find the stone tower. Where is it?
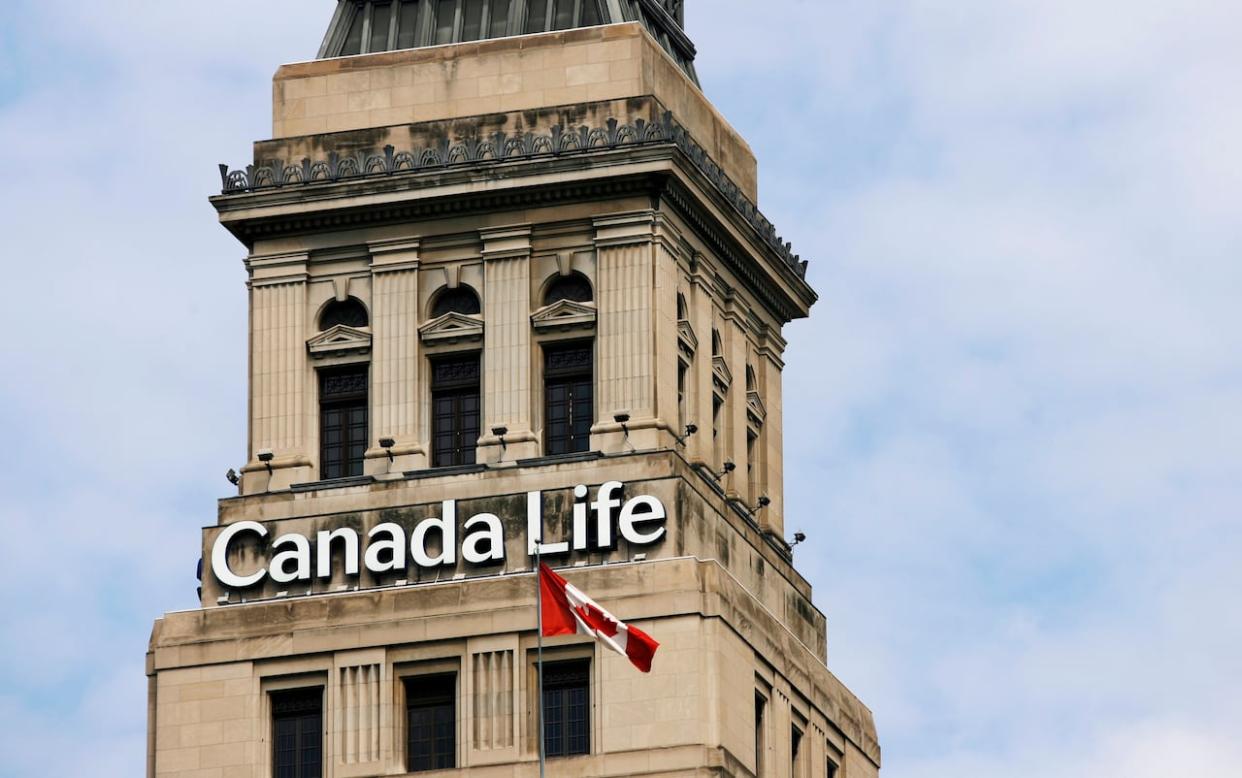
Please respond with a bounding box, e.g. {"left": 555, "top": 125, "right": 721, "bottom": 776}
{"left": 146, "top": 2, "right": 881, "bottom": 776}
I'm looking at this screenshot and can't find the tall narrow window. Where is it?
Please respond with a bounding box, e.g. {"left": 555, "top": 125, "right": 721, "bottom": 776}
{"left": 677, "top": 361, "right": 688, "bottom": 434}
{"left": 431, "top": 353, "right": 480, "bottom": 467}
{"left": 747, "top": 430, "right": 759, "bottom": 504}
{"left": 489, "top": 0, "right": 511, "bottom": 36}
{"left": 406, "top": 674, "right": 456, "bottom": 772}
{"left": 552, "top": 0, "right": 575, "bottom": 29}
{"left": 544, "top": 342, "right": 594, "bottom": 456}
{"left": 320, "top": 365, "right": 369, "bottom": 480}
{"left": 580, "top": 0, "right": 603, "bottom": 26}
{"left": 272, "top": 688, "right": 323, "bottom": 778}
{"left": 526, "top": 0, "right": 549, "bottom": 32}
{"left": 370, "top": 1, "right": 393, "bottom": 52}
{"left": 340, "top": 5, "right": 365, "bottom": 55}
{"left": 712, "top": 394, "right": 723, "bottom": 467}
{"left": 792, "top": 725, "right": 805, "bottom": 778}
{"left": 461, "top": 0, "right": 484, "bottom": 40}
{"left": 397, "top": 0, "right": 421, "bottom": 48}
{"left": 434, "top": 0, "right": 456, "bottom": 43}
{"left": 754, "top": 692, "right": 766, "bottom": 776}
{"left": 827, "top": 755, "right": 841, "bottom": 778}
{"left": 542, "top": 660, "right": 590, "bottom": 757}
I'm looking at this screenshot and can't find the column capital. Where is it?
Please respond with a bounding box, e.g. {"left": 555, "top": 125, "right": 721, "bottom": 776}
{"left": 246, "top": 250, "right": 309, "bottom": 287}
{"left": 593, "top": 211, "right": 657, "bottom": 248}
{"left": 480, "top": 225, "right": 532, "bottom": 261}
{"left": 368, "top": 238, "right": 421, "bottom": 273}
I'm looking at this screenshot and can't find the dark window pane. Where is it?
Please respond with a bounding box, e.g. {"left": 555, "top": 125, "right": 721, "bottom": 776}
{"left": 526, "top": 0, "right": 548, "bottom": 32}
{"left": 544, "top": 342, "right": 593, "bottom": 455}
{"left": 431, "top": 354, "right": 481, "bottom": 467}
{"left": 462, "top": 0, "right": 484, "bottom": 40}
{"left": 273, "top": 688, "right": 323, "bottom": 778}
{"left": 435, "top": 0, "right": 456, "bottom": 43}
{"left": 370, "top": 2, "right": 393, "bottom": 51}
{"left": 406, "top": 674, "right": 456, "bottom": 771}
{"left": 431, "top": 286, "right": 481, "bottom": 317}
{"left": 320, "top": 365, "right": 368, "bottom": 480}
{"left": 398, "top": 0, "right": 421, "bottom": 47}
{"left": 341, "top": 5, "right": 365, "bottom": 54}
{"left": 552, "top": 0, "right": 574, "bottom": 29}
{"left": 488, "top": 0, "right": 510, "bottom": 36}
{"left": 542, "top": 660, "right": 589, "bottom": 758}
{"left": 543, "top": 273, "right": 593, "bottom": 305}
{"left": 581, "top": 0, "right": 602, "bottom": 25}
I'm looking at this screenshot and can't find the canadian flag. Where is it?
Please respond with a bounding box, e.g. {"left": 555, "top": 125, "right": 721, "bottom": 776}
{"left": 539, "top": 563, "right": 660, "bottom": 673}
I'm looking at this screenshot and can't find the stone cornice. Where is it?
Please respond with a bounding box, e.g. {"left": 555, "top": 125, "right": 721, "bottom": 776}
{"left": 217, "top": 113, "right": 808, "bottom": 281}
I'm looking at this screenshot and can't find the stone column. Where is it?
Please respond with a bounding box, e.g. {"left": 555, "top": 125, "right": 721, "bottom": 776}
{"left": 479, "top": 226, "right": 538, "bottom": 462}
{"left": 366, "top": 238, "right": 424, "bottom": 476}
{"left": 593, "top": 212, "right": 665, "bottom": 451}
{"left": 687, "top": 253, "right": 715, "bottom": 467}
{"left": 652, "top": 214, "right": 684, "bottom": 447}
{"left": 757, "top": 327, "right": 787, "bottom": 537}
{"left": 242, "top": 250, "right": 313, "bottom": 493}
{"left": 723, "top": 298, "right": 750, "bottom": 501}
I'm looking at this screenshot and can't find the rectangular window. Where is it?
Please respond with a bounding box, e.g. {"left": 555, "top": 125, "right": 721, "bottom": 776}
{"left": 431, "top": 353, "right": 480, "bottom": 467}
{"left": 552, "top": 0, "right": 575, "bottom": 29}
{"left": 434, "top": 0, "right": 456, "bottom": 43}
{"left": 272, "top": 688, "right": 323, "bottom": 778}
{"left": 406, "top": 674, "right": 456, "bottom": 772}
{"left": 747, "top": 430, "right": 759, "bottom": 504}
{"left": 525, "top": 0, "right": 548, "bottom": 32}
{"left": 827, "top": 755, "right": 841, "bottom": 778}
{"left": 397, "top": 0, "right": 421, "bottom": 48}
{"left": 542, "top": 660, "right": 589, "bottom": 757}
{"left": 488, "top": 0, "right": 511, "bottom": 36}
{"left": 544, "top": 342, "right": 594, "bottom": 456}
{"left": 461, "top": 0, "right": 484, "bottom": 40}
{"left": 712, "top": 394, "right": 723, "bottom": 467}
{"left": 320, "top": 365, "right": 369, "bottom": 480}
{"left": 370, "top": 1, "right": 393, "bottom": 52}
{"left": 754, "top": 692, "right": 766, "bottom": 776}
{"left": 677, "top": 361, "right": 688, "bottom": 434}
{"left": 792, "top": 725, "right": 804, "bottom": 778}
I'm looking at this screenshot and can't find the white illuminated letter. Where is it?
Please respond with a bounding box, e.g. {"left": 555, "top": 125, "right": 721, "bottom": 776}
{"left": 365, "top": 523, "right": 406, "bottom": 574}
{"left": 270, "top": 533, "right": 312, "bottom": 584}
{"left": 527, "top": 491, "right": 569, "bottom": 556}
{"left": 619, "top": 495, "right": 667, "bottom": 545}
{"left": 412, "top": 501, "right": 458, "bottom": 567}
{"left": 572, "top": 484, "right": 590, "bottom": 551}
{"left": 316, "top": 527, "right": 360, "bottom": 579}
{"left": 592, "top": 481, "right": 624, "bottom": 547}
{"left": 211, "top": 521, "right": 268, "bottom": 588}
{"left": 462, "top": 513, "right": 505, "bottom": 564}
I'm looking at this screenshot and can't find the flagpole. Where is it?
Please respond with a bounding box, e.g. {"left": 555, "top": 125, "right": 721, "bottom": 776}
{"left": 535, "top": 541, "right": 547, "bottom": 778}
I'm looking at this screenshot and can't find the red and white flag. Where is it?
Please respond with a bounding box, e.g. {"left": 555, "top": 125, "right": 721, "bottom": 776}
{"left": 539, "top": 563, "right": 659, "bottom": 673}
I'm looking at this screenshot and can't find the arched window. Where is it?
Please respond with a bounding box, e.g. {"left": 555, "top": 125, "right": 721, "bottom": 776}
{"left": 319, "top": 297, "right": 369, "bottom": 330}
{"left": 544, "top": 273, "right": 594, "bottom": 306}
{"left": 431, "top": 286, "right": 482, "bottom": 318}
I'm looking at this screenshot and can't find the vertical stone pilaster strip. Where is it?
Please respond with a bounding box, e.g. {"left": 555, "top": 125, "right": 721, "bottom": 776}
{"left": 369, "top": 239, "right": 423, "bottom": 472}
{"left": 594, "top": 213, "right": 658, "bottom": 449}
{"left": 244, "top": 251, "right": 310, "bottom": 492}
{"left": 480, "top": 226, "right": 536, "bottom": 460}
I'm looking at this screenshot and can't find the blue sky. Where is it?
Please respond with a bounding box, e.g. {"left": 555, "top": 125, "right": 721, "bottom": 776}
{"left": 1, "top": 1, "right": 1240, "bottom": 775}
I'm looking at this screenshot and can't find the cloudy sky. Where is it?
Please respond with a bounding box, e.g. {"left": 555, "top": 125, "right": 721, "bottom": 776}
{"left": 1, "top": 0, "right": 1239, "bottom": 775}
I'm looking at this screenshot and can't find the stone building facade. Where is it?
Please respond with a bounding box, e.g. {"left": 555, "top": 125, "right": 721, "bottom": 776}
{"left": 147, "top": 3, "right": 880, "bottom": 777}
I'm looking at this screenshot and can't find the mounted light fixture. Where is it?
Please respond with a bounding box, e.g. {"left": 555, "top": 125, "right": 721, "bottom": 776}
{"left": 789, "top": 531, "right": 807, "bottom": 549}
{"left": 257, "top": 449, "right": 274, "bottom": 475}
{"left": 492, "top": 426, "right": 509, "bottom": 459}
{"left": 379, "top": 437, "right": 396, "bottom": 463}
{"left": 225, "top": 468, "right": 240, "bottom": 486}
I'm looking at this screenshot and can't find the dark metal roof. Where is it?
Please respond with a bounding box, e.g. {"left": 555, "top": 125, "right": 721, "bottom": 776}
{"left": 317, "top": 0, "right": 698, "bottom": 84}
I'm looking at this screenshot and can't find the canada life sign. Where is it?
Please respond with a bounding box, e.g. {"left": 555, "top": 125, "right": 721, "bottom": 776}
{"left": 211, "top": 481, "right": 666, "bottom": 588}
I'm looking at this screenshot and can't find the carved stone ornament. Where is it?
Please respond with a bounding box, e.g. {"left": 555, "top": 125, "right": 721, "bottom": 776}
{"left": 531, "top": 299, "right": 598, "bottom": 334}
{"left": 419, "top": 311, "right": 484, "bottom": 346}
{"left": 747, "top": 389, "right": 767, "bottom": 426}
{"left": 306, "top": 324, "right": 372, "bottom": 360}
{"left": 678, "top": 319, "right": 698, "bottom": 359}
{"left": 712, "top": 354, "right": 733, "bottom": 394}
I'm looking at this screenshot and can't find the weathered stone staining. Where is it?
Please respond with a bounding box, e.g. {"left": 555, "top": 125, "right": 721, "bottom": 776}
{"left": 212, "top": 482, "right": 667, "bottom": 586}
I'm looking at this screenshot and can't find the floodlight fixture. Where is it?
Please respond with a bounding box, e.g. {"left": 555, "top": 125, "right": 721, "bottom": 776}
{"left": 225, "top": 468, "right": 240, "bottom": 486}
{"left": 379, "top": 437, "right": 396, "bottom": 463}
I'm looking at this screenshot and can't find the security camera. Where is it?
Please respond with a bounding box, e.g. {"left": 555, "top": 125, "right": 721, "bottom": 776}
{"left": 684, "top": 423, "right": 698, "bottom": 436}
{"left": 723, "top": 460, "right": 736, "bottom": 473}
{"left": 758, "top": 495, "right": 771, "bottom": 508}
